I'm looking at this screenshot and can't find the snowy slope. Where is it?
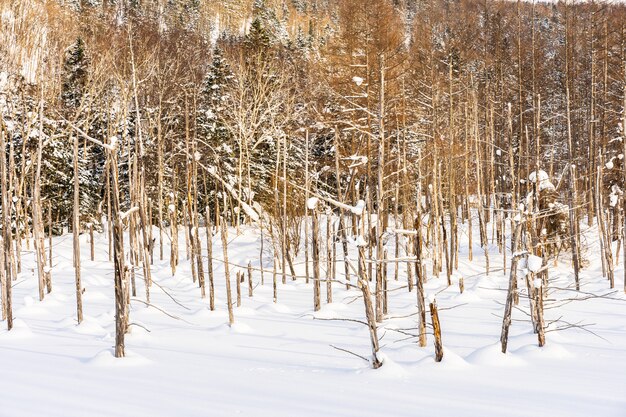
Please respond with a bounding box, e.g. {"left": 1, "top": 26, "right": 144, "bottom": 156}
{"left": 0, "top": 221, "right": 625, "bottom": 417}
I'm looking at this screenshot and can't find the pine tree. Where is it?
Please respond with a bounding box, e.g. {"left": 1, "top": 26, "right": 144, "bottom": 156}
{"left": 62, "top": 38, "right": 89, "bottom": 109}
{"left": 245, "top": 17, "right": 272, "bottom": 53}
{"left": 198, "top": 45, "right": 236, "bottom": 211}
{"left": 44, "top": 37, "right": 102, "bottom": 224}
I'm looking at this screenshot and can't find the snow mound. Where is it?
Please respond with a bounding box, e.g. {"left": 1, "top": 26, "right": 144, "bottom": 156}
{"left": 373, "top": 352, "right": 411, "bottom": 378}
{"left": 417, "top": 347, "right": 469, "bottom": 370}
{"left": 74, "top": 317, "right": 108, "bottom": 337}
{"left": 465, "top": 343, "right": 526, "bottom": 367}
{"left": 257, "top": 303, "right": 292, "bottom": 314}
{"left": 88, "top": 349, "right": 152, "bottom": 367}
{"left": 235, "top": 306, "right": 257, "bottom": 317}
{"left": 514, "top": 343, "right": 574, "bottom": 360}
{"left": 230, "top": 322, "right": 253, "bottom": 334}
{"left": 0, "top": 319, "right": 33, "bottom": 339}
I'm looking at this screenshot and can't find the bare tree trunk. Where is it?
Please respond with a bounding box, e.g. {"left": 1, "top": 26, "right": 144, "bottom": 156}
{"left": 248, "top": 261, "right": 253, "bottom": 297}
{"left": 430, "top": 299, "right": 443, "bottom": 362}
{"left": 236, "top": 271, "right": 241, "bottom": 307}
{"left": 358, "top": 274, "right": 382, "bottom": 369}
{"left": 205, "top": 206, "right": 215, "bottom": 310}
{"left": 326, "top": 215, "right": 333, "bottom": 304}
{"left": 110, "top": 147, "right": 126, "bottom": 358}
{"left": 334, "top": 130, "right": 350, "bottom": 288}
{"left": 33, "top": 91, "right": 49, "bottom": 301}
{"left": 221, "top": 221, "right": 234, "bottom": 326}
{"left": 312, "top": 206, "right": 321, "bottom": 311}
{"left": 566, "top": 86, "right": 581, "bottom": 291}
{"left": 73, "top": 135, "right": 83, "bottom": 324}
{"left": 0, "top": 127, "right": 13, "bottom": 330}
{"left": 170, "top": 194, "right": 179, "bottom": 276}
{"left": 414, "top": 216, "right": 427, "bottom": 347}
{"left": 304, "top": 131, "right": 311, "bottom": 284}
{"left": 501, "top": 221, "right": 522, "bottom": 353}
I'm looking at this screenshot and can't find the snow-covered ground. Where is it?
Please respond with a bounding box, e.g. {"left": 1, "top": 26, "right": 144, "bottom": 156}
{"left": 0, "top": 220, "right": 625, "bottom": 417}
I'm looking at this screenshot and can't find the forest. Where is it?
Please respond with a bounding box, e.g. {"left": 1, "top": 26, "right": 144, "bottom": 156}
{"left": 0, "top": 1, "right": 625, "bottom": 416}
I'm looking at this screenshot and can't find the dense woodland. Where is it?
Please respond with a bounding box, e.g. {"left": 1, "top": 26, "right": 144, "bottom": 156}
{"left": 0, "top": 0, "right": 624, "bottom": 363}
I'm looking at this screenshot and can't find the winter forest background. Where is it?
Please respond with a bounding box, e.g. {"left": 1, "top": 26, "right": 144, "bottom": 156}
{"left": 0, "top": 1, "right": 625, "bottom": 416}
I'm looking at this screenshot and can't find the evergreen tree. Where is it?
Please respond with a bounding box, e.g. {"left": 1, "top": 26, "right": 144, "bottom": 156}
{"left": 62, "top": 38, "right": 89, "bottom": 109}
{"left": 44, "top": 37, "right": 102, "bottom": 225}
{"left": 245, "top": 17, "right": 272, "bottom": 53}
{"left": 198, "top": 45, "right": 236, "bottom": 210}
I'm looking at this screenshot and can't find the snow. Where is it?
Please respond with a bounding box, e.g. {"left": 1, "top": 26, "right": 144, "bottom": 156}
{"left": 0, "top": 216, "right": 625, "bottom": 417}
{"left": 351, "top": 199, "right": 366, "bottom": 215}
{"left": 529, "top": 170, "right": 555, "bottom": 191}
{"left": 352, "top": 76, "right": 364, "bottom": 86}
{"left": 306, "top": 197, "right": 319, "bottom": 210}
{"left": 528, "top": 254, "right": 543, "bottom": 273}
